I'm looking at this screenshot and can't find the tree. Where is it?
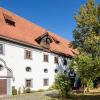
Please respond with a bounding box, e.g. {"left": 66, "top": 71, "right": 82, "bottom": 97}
{"left": 71, "top": 0, "right": 100, "bottom": 88}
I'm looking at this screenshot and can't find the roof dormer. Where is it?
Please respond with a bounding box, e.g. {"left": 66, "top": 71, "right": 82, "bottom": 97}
{"left": 36, "top": 32, "right": 53, "bottom": 49}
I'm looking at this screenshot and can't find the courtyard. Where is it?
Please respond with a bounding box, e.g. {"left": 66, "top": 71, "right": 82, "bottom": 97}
{"left": 0, "top": 89, "right": 100, "bottom": 100}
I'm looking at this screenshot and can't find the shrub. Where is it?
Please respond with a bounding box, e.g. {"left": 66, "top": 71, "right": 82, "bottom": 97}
{"left": 23, "top": 87, "right": 31, "bottom": 93}
{"left": 49, "top": 83, "right": 58, "bottom": 90}
{"left": 87, "top": 79, "right": 93, "bottom": 89}
{"left": 12, "top": 86, "right": 17, "bottom": 95}
{"left": 54, "top": 73, "right": 70, "bottom": 97}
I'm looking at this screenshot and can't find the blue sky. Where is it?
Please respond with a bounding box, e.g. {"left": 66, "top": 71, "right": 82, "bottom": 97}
{"left": 0, "top": 0, "right": 99, "bottom": 41}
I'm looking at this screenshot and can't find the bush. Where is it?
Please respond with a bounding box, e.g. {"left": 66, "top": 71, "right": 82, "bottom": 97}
{"left": 12, "top": 86, "right": 17, "bottom": 95}
{"left": 87, "top": 79, "right": 93, "bottom": 89}
{"left": 54, "top": 73, "right": 70, "bottom": 97}
{"left": 23, "top": 87, "right": 31, "bottom": 93}
{"left": 49, "top": 83, "right": 58, "bottom": 90}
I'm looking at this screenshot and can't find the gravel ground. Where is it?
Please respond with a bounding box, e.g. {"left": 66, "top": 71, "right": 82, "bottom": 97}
{"left": 0, "top": 92, "right": 56, "bottom": 100}
{"left": 1, "top": 90, "right": 100, "bottom": 100}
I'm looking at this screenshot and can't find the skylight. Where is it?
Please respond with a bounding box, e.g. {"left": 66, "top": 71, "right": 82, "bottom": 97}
{"left": 3, "top": 13, "right": 15, "bottom": 26}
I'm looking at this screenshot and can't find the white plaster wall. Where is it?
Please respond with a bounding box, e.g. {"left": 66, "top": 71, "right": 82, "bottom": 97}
{"left": 0, "top": 41, "right": 68, "bottom": 92}
{"left": 7, "top": 78, "right": 12, "bottom": 96}
{"left": 0, "top": 68, "right": 7, "bottom": 76}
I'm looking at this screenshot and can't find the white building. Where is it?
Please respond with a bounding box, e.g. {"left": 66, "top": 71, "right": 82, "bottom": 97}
{"left": 0, "top": 7, "right": 75, "bottom": 96}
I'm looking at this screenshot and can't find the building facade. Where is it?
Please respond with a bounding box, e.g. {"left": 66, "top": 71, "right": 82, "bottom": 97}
{"left": 0, "top": 7, "right": 75, "bottom": 96}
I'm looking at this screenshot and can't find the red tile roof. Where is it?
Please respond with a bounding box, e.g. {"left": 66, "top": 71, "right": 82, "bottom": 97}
{"left": 0, "top": 7, "right": 76, "bottom": 57}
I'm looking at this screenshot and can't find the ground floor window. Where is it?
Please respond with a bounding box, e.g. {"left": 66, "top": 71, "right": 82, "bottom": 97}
{"left": 25, "top": 79, "right": 32, "bottom": 87}
{"left": 43, "top": 79, "right": 49, "bottom": 86}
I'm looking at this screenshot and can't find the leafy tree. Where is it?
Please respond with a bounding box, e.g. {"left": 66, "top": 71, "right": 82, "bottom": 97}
{"left": 72, "top": 0, "right": 100, "bottom": 87}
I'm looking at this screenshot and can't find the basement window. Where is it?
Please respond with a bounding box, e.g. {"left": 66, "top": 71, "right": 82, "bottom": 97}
{"left": 3, "top": 14, "right": 15, "bottom": 26}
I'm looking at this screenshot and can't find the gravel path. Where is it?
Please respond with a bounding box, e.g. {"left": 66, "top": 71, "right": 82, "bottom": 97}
{"left": 0, "top": 92, "right": 57, "bottom": 100}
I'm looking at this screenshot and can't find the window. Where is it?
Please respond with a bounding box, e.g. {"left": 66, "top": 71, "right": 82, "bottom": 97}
{"left": 0, "top": 64, "right": 4, "bottom": 71}
{"left": 55, "top": 69, "right": 58, "bottom": 73}
{"left": 43, "top": 54, "right": 48, "bottom": 62}
{"left": 54, "top": 57, "right": 58, "bottom": 64}
{"left": 25, "top": 50, "right": 32, "bottom": 59}
{"left": 3, "top": 14, "right": 15, "bottom": 26}
{"left": 44, "top": 69, "right": 48, "bottom": 73}
{"left": 36, "top": 33, "right": 53, "bottom": 49}
{"left": 63, "top": 59, "right": 67, "bottom": 65}
{"left": 26, "top": 67, "right": 32, "bottom": 72}
{"left": 25, "top": 79, "right": 32, "bottom": 87}
{"left": 43, "top": 79, "right": 49, "bottom": 86}
{"left": 0, "top": 44, "right": 4, "bottom": 55}
{"left": 64, "top": 70, "right": 67, "bottom": 74}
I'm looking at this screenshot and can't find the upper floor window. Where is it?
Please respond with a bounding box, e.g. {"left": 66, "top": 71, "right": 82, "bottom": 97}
{"left": 25, "top": 50, "right": 32, "bottom": 59}
{"left": 43, "top": 54, "right": 48, "bottom": 62}
{"left": 0, "top": 44, "right": 4, "bottom": 55}
{"left": 63, "top": 59, "right": 67, "bottom": 65}
{"left": 54, "top": 57, "right": 58, "bottom": 64}
{"left": 3, "top": 14, "right": 15, "bottom": 26}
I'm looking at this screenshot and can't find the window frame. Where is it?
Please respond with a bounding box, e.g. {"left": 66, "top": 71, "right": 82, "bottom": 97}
{"left": 24, "top": 50, "right": 32, "bottom": 60}
{"left": 55, "top": 69, "right": 58, "bottom": 73}
{"left": 43, "top": 79, "right": 49, "bottom": 86}
{"left": 25, "top": 67, "right": 32, "bottom": 72}
{"left": 43, "top": 54, "right": 49, "bottom": 62}
{"left": 44, "top": 68, "right": 48, "bottom": 73}
{"left": 25, "top": 79, "right": 33, "bottom": 88}
{"left": 0, "top": 43, "right": 4, "bottom": 55}
{"left": 54, "top": 56, "right": 58, "bottom": 64}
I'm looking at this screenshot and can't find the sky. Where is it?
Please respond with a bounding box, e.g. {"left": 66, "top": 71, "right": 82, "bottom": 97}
{"left": 0, "top": 0, "right": 99, "bottom": 41}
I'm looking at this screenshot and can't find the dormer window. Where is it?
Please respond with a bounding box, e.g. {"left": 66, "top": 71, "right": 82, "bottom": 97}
{"left": 3, "top": 14, "right": 15, "bottom": 26}
{"left": 36, "top": 32, "right": 53, "bottom": 49}
{"left": 40, "top": 36, "right": 51, "bottom": 49}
